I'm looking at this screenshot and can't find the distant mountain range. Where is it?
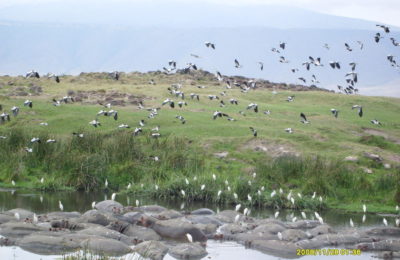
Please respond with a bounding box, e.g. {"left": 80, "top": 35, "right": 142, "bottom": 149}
{"left": 0, "top": 2, "right": 399, "bottom": 97}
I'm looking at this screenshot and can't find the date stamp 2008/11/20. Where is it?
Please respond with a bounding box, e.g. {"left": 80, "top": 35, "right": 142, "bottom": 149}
{"left": 297, "top": 249, "right": 362, "bottom": 256}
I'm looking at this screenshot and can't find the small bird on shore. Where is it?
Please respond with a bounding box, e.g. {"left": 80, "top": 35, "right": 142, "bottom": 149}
{"left": 352, "top": 105, "right": 363, "bottom": 117}
{"left": 370, "top": 119, "right": 381, "bottom": 125}
{"left": 300, "top": 113, "right": 309, "bottom": 124}
{"left": 24, "top": 100, "right": 33, "bottom": 108}
{"left": 249, "top": 127, "right": 257, "bottom": 137}
{"left": 330, "top": 109, "right": 339, "bottom": 118}
{"left": 59, "top": 201, "right": 64, "bottom": 211}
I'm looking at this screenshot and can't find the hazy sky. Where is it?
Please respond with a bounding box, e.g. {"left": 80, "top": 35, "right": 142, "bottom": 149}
{"left": 1, "top": 0, "right": 400, "bottom": 27}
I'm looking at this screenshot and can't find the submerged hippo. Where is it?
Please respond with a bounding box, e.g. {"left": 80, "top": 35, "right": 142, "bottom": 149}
{"left": 140, "top": 216, "right": 207, "bottom": 243}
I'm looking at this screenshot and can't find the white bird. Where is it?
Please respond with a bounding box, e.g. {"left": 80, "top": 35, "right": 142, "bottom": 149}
{"left": 155, "top": 184, "right": 159, "bottom": 190}
{"left": 111, "top": 193, "right": 116, "bottom": 201}
{"left": 186, "top": 233, "right": 193, "bottom": 243}
{"left": 350, "top": 218, "right": 354, "bottom": 227}
{"left": 92, "top": 201, "right": 96, "bottom": 209}
{"left": 312, "top": 192, "right": 316, "bottom": 199}
{"left": 292, "top": 217, "right": 297, "bottom": 222}
{"left": 136, "top": 200, "right": 140, "bottom": 207}
{"left": 243, "top": 208, "right": 249, "bottom": 216}
{"left": 127, "top": 183, "right": 131, "bottom": 189}
{"left": 396, "top": 218, "right": 400, "bottom": 227}
{"left": 11, "top": 180, "right": 15, "bottom": 186}
{"left": 319, "top": 196, "right": 323, "bottom": 202}
{"left": 59, "top": 201, "right": 64, "bottom": 211}
{"left": 185, "top": 178, "right": 189, "bottom": 185}
{"left": 212, "top": 174, "right": 216, "bottom": 180}
{"left": 363, "top": 204, "right": 367, "bottom": 213}
{"left": 301, "top": 212, "right": 307, "bottom": 219}
{"left": 33, "top": 213, "right": 38, "bottom": 223}
{"left": 277, "top": 232, "right": 283, "bottom": 240}
{"left": 234, "top": 214, "right": 240, "bottom": 223}
{"left": 290, "top": 197, "right": 295, "bottom": 205}
{"left": 383, "top": 218, "right": 388, "bottom": 226}
{"left": 271, "top": 190, "right": 276, "bottom": 197}
{"left": 274, "top": 211, "right": 279, "bottom": 218}
{"left": 396, "top": 205, "right": 399, "bottom": 211}
{"left": 233, "top": 193, "right": 238, "bottom": 200}
{"left": 181, "top": 190, "right": 186, "bottom": 197}
{"left": 217, "top": 190, "right": 222, "bottom": 197}
{"left": 285, "top": 128, "right": 293, "bottom": 134}
{"left": 235, "top": 204, "right": 242, "bottom": 212}
{"left": 201, "top": 184, "right": 205, "bottom": 190}
{"left": 248, "top": 194, "right": 252, "bottom": 202}
{"left": 40, "top": 178, "right": 44, "bottom": 184}
{"left": 105, "top": 179, "right": 108, "bottom": 188}
{"left": 14, "top": 212, "right": 20, "bottom": 220}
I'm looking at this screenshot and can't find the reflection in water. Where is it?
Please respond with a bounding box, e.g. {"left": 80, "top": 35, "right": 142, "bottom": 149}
{"left": 0, "top": 189, "right": 393, "bottom": 260}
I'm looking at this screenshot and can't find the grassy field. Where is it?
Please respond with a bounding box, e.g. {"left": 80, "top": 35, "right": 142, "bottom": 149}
{"left": 0, "top": 71, "right": 399, "bottom": 213}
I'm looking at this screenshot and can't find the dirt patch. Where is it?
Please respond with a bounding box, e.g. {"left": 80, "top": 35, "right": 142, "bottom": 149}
{"left": 73, "top": 90, "right": 146, "bottom": 106}
{"left": 362, "top": 128, "right": 400, "bottom": 145}
{"left": 241, "top": 139, "right": 299, "bottom": 158}
{"left": 386, "top": 153, "right": 400, "bottom": 163}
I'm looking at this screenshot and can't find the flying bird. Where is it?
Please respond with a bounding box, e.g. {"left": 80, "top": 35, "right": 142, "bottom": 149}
{"left": 376, "top": 24, "right": 390, "bottom": 33}
{"left": 205, "top": 42, "right": 216, "bottom": 49}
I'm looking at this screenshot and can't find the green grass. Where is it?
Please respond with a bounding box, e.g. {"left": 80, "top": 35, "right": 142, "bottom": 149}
{"left": 0, "top": 71, "right": 399, "bottom": 212}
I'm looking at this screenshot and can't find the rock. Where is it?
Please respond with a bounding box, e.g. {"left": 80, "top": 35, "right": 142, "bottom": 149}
{"left": 81, "top": 237, "right": 132, "bottom": 256}
{"left": 169, "top": 243, "right": 208, "bottom": 259}
{"left": 0, "top": 222, "right": 47, "bottom": 237}
{"left": 6, "top": 208, "right": 34, "bottom": 219}
{"left": 190, "top": 208, "right": 215, "bottom": 215}
{"left": 134, "top": 240, "right": 169, "bottom": 260}
{"left": 364, "top": 152, "right": 383, "bottom": 162}
{"left": 214, "top": 151, "right": 229, "bottom": 159}
{"left": 344, "top": 156, "right": 359, "bottom": 162}
{"left": 251, "top": 240, "right": 300, "bottom": 258}
{"left": 95, "top": 200, "right": 124, "bottom": 213}
{"left": 18, "top": 234, "right": 80, "bottom": 255}
{"left": 78, "top": 226, "right": 133, "bottom": 245}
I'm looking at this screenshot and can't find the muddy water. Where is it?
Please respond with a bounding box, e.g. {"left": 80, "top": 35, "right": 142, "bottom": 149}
{"left": 0, "top": 188, "right": 393, "bottom": 260}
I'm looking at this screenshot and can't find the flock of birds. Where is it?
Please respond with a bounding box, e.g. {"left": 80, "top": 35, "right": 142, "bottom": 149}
{"left": 0, "top": 24, "right": 398, "bottom": 229}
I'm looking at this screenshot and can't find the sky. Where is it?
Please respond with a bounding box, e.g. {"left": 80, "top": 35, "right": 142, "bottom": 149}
{"left": 0, "top": 0, "right": 400, "bottom": 27}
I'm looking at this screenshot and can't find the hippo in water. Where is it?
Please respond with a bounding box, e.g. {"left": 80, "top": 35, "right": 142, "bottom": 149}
{"left": 140, "top": 216, "right": 207, "bottom": 243}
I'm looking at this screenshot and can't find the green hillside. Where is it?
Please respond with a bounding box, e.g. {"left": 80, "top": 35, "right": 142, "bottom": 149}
{"left": 0, "top": 71, "right": 399, "bottom": 213}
